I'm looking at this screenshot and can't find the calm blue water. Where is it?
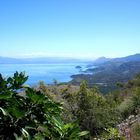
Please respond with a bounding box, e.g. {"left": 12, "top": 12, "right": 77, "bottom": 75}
{"left": 0, "top": 63, "right": 87, "bottom": 85}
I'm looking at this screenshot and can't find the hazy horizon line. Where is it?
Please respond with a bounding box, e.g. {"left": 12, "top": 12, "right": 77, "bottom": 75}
{"left": 0, "top": 53, "right": 140, "bottom": 60}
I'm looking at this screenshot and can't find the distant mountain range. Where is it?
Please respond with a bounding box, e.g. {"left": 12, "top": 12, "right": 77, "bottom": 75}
{"left": 0, "top": 57, "right": 90, "bottom": 64}
{"left": 71, "top": 53, "right": 140, "bottom": 93}
{"left": 1, "top": 53, "right": 140, "bottom": 64}
{"left": 1, "top": 53, "right": 140, "bottom": 93}
{"left": 113, "top": 53, "right": 140, "bottom": 62}
{"left": 92, "top": 53, "right": 140, "bottom": 65}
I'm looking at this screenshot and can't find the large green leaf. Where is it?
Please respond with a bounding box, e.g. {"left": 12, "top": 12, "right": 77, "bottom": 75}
{"left": 0, "top": 72, "right": 84, "bottom": 139}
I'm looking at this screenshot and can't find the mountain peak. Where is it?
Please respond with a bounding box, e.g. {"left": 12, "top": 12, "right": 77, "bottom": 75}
{"left": 93, "top": 57, "right": 110, "bottom": 64}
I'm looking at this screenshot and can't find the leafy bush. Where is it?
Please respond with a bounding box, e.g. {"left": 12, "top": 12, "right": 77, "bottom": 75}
{"left": 62, "top": 81, "right": 120, "bottom": 137}
{"left": 101, "top": 128, "right": 125, "bottom": 140}
{"left": 131, "top": 123, "right": 140, "bottom": 140}
{"left": 0, "top": 72, "right": 88, "bottom": 140}
{"left": 132, "top": 87, "right": 140, "bottom": 113}
{"left": 118, "top": 98, "right": 135, "bottom": 119}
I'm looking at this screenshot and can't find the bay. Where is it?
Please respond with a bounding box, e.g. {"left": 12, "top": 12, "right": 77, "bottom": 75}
{"left": 0, "top": 63, "right": 87, "bottom": 85}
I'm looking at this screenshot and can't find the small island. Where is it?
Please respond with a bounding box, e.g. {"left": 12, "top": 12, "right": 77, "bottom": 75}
{"left": 75, "top": 66, "right": 82, "bottom": 69}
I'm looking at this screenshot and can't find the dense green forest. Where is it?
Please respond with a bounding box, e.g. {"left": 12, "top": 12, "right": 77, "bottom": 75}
{"left": 1, "top": 72, "right": 140, "bottom": 139}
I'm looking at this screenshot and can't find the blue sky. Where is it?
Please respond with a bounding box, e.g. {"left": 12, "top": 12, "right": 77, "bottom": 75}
{"left": 0, "top": 0, "right": 140, "bottom": 59}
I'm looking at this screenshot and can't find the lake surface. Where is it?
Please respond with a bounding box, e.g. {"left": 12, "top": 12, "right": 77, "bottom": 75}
{"left": 0, "top": 63, "right": 88, "bottom": 85}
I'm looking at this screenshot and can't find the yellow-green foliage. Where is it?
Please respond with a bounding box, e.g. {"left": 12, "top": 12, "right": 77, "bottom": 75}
{"left": 118, "top": 98, "right": 134, "bottom": 118}
{"left": 34, "top": 72, "right": 140, "bottom": 139}
{"left": 131, "top": 123, "right": 140, "bottom": 140}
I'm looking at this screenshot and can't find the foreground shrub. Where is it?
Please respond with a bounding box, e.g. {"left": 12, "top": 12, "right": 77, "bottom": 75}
{"left": 0, "top": 72, "right": 88, "bottom": 140}
{"left": 118, "top": 98, "right": 134, "bottom": 119}
{"left": 131, "top": 123, "right": 140, "bottom": 140}
{"left": 101, "top": 128, "right": 125, "bottom": 140}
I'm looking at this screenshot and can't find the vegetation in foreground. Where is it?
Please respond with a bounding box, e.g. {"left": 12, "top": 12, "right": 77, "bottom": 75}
{"left": 1, "top": 71, "right": 140, "bottom": 139}
{"left": 0, "top": 72, "right": 88, "bottom": 140}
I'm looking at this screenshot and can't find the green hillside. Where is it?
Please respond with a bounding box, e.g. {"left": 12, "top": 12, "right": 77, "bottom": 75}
{"left": 71, "top": 61, "right": 140, "bottom": 93}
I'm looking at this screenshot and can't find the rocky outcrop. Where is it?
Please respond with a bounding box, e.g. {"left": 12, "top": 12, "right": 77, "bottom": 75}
{"left": 117, "top": 115, "right": 140, "bottom": 140}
